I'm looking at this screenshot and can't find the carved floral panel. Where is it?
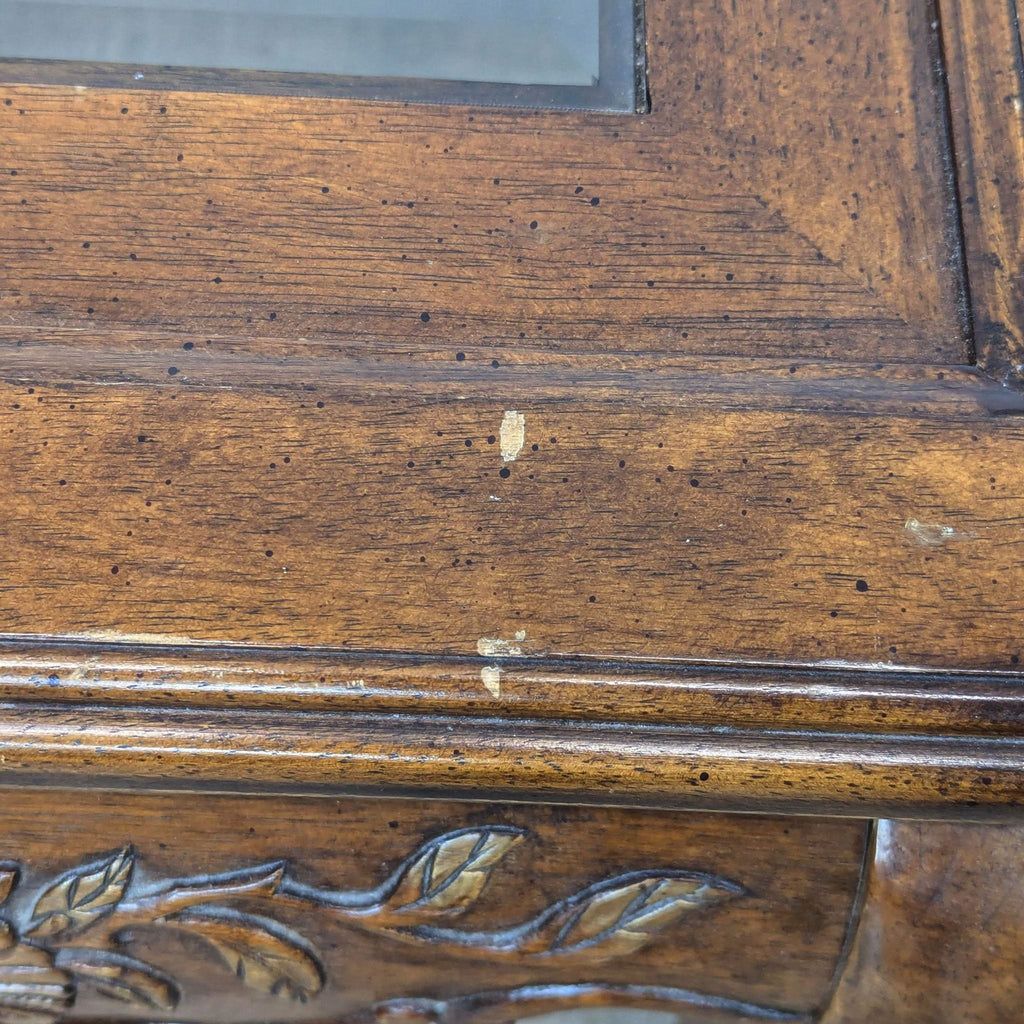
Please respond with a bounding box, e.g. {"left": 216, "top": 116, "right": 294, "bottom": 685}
{"left": 0, "top": 827, "right": 748, "bottom": 1024}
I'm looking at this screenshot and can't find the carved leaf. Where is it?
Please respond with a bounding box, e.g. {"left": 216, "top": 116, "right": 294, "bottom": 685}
{"left": 27, "top": 848, "right": 134, "bottom": 939}
{"left": 171, "top": 906, "right": 324, "bottom": 1002}
{"left": 385, "top": 827, "right": 525, "bottom": 918}
{"left": 522, "top": 872, "right": 744, "bottom": 961}
{"left": 0, "top": 863, "right": 20, "bottom": 906}
{"left": 0, "top": 940, "right": 75, "bottom": 1024}
{"left": 54, "top": 948, "right": 179, "bottom": 1010}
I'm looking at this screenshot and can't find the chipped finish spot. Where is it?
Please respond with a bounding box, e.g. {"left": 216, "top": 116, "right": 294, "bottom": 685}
{"left": 477, "top": 637, "right": 523, "bottom": 657}
{"left": 481, "top": 665, "right": 502, "bottom": 698}
{"left": 904, "top": 518, "right": 975, "bottom": 547}
{"left": 500, "top": 411, "right": 526, "bottom": 462}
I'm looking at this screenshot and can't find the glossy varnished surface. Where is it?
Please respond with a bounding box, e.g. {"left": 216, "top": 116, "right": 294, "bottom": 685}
{"left": 0, "top": 700, "right": 1021, "bottom": 819}
{"left": 3, "top": 640, "right": 1023, "bottom": 734}
{"left": 0, "top": 349, "right": 1021, "bottom": 819}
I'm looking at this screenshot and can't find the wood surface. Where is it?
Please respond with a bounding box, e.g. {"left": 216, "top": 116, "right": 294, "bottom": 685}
{"left": 0, "top": 700, "right": 1020, "bottom": 820}
{"left": 0, "top": 346, "right": 1022, "bottom": 817}
{"left": 939, "top": 0, "right": 1024, "bottom": 383}
{"left": 3, "top": 639, "right": 1023, "bottom": 736}
{"left": 1, "top": 5, "right": 1023, "bottom": 1021}
{"left": 0, "top": 0, "right": 964, "bottom": 362}
{"left": 822, "top": 819, "right": 1024, "bottom": 1024}
{"left": 0, "top": 791, "right": 870, "bottom": 1024}
{"left": 0, "top": 349, "right": 1022, "bottom": 672}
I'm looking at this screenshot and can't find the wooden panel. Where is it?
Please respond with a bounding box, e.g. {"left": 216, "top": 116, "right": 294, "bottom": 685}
{"left": 0, "top": 348, "right": 1022, "bottom": 672}
{"left": 939, "top": 0, "right": 1024, "bottom": 383}
{"left": 823, "top": 820, "right": 1024, "bottom": 1024}
{"left": 0, "top": 0, "right": 964, "bottom": 362}
{"left": 0, "top": 791, "right": 869, "bottom": 1023}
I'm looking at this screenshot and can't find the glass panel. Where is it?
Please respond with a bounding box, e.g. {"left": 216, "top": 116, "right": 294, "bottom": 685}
{"left": 0, "top": 0, "right": 644, "bottom": 111}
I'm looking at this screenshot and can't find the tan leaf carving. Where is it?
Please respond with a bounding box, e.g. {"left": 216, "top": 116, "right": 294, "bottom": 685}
{"left": 522, "top": 873, "right": 744, "bottom": 961}
{"left": 0, "top": 863, "right": 19, "bottom": 906}
{"left": 386, "top": 827, "right": 525, "bottom": 917}
{"left": 54, "top": 949, "right": 178, "bottom": 1010}
{"left": 27, "top": 848, "right": 133, "bottom": 939}
{"left": 0, "top": 940, "right": 75, "bottom": 1024}
{"left": 0, "top": 826, "right": 750, "bottom": 1022}
{"left": 171, "top": 906, "right": 324, "bottom": 1002}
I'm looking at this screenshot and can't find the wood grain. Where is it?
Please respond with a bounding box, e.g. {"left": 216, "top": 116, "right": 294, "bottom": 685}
{"left": 0, "top": 790, "right": 869, "bottom": 1022}
{"left": 0, "top": 6, "right": 1019, "bottom": 1020}
{"left": 0, "top": 704, "right": 1019, "bottom": 819}
{"left": 3, "top": 640, "right": 1023, "bottom": 737}
{"left": 823, "top": 820, "right": 1024, "bottom": 1023}
{"left": 0, "top": 0, "right": 965, "bottom": 361}
{"left": 939, "top": 0, "right": 1024, "bottom": 383}
{"left": 0, "top": 348, "right": 1021, "bottom": 672}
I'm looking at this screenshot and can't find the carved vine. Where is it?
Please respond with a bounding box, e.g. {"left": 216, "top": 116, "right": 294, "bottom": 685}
{"left": 0, "top": 827, "right": 745, "bottom": 1023}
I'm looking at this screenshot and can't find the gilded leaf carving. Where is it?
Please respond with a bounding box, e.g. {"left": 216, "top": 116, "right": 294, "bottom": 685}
{"left": 521, "top": 873, "right": 746, "bottom": 960}
{"left": 27, "top": 848, "right": 133, "bottom": 939}
{"left": 0, "top": 940, "right": 74, "bottom": 1024}
{"left": 0, "top": 865, "right": 19, "bottom": 907}
{"left": 0, "top": 827, "right": 746, "bottom": 1022}
{"left": 394, "top": 869, "right": 745, "bottom": 965}
{"left": 381, "top": 827, "right": 526, "bottom": 919}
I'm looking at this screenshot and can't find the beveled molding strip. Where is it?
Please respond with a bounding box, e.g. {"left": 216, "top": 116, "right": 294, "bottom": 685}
{"left": 0, "top": 639, "right": 1022, "bottom": 736}
{"left": 0, "top": 642, "right": 1021, "bottom": 819}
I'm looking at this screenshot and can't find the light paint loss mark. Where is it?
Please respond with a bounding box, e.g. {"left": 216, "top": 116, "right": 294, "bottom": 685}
{"left": 500, "top": 410, "right": 526, "bottom": 462}
{"left": 477, "top": 636, "right": 524, "bottom": 657}
{"left": 904, "top": 517, "right": 975, "bottom": 547}
{"left": 481, "top": 666, "right": 502, "bottom": 698}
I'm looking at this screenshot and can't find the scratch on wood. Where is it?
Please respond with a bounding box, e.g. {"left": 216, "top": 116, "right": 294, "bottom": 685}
{"left": 74, "top": 629, "right": 202, "bottom": 645}
{"left": 500, "top": 410, "right": 526, "bottom": 462}
{"left": 904, "top": 517, "right": 975, "bottom": 546}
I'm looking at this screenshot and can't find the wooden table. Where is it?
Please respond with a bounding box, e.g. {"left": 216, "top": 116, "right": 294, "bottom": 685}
{"left": 0, "top": 3, "right": 1021, "bottom": 1022}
